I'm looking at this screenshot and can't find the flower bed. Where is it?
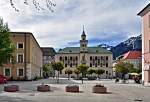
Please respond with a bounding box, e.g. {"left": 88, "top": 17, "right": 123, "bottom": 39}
{"left": 92, "top": 84, "right": 107, "bottom": 93}
{"left": 37, "top": 85, "right": 50, "bottom": 92}
{"left": 4, "top": 85, "right": 19, "bottom": 92}
{"left": 66, "top": 85, "right": 79, "bottom": 92}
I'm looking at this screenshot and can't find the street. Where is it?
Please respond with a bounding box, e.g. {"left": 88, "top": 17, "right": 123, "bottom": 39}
{"left": 0, "top": 78, "right": 149, "bottom": 102}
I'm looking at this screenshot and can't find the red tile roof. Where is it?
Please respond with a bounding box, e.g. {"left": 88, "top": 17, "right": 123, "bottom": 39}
{"left": 123, "top": 51, "right": 141, "bottom": 59}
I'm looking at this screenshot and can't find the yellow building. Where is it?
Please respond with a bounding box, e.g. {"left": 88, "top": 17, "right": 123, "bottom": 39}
{"left": 0, "top": 32, "right": 43, "bottom": 80}
{"left": 55, "top": 30, "right": 113, "bottom": 78}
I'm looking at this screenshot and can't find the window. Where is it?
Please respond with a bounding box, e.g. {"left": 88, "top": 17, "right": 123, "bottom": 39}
{"left": 65, "top": 57, "right": 67, "bottom": 60}
{"left": 17, "top": 53, "right": 24, "bottom": 63}
{"left": 70, "top": 57, "right": 72, "bottom": 60}
{"left": 106, "top": 63, "right": 108, "bottom": 67}
{"left": 60, "top": 56, "right": 62, "bottom": 61}
{"left": 65, "top": 64, "right": 67, "bottom": 67}
{"left": 95, "top": 63, "right": 97, "bottom": 67}
{"left": 4, "top": 68, "right": 11, "bottom": 76}
{"left": 17, "top": 68, "right": 24, "bottom": 76}
{"left": 95, "top": 56, "right": 97, "bottom": 60}
{"left": 90, "top": 56, "right": 92, "bottom": 61}
{"left": 90, "top": 63, "right": 92, "bottom": 67}
{"left": 106, "top": 71, "right": 108, "bottom": 74}
{"left": 106, "top": 56, "right": 108, "bottom": 61}
{"left": 70, "top": 63, "right": 72, "bottom": 67}
{"left": 76, "top": 56, "right": 78, "bottom": 60}
{"left": 17, "top": 42, "right": 24, "bottom": 49}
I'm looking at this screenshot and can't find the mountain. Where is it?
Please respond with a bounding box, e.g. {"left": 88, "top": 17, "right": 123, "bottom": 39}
{"left": 98, "top": 35, "right": 142, "bottom": 59}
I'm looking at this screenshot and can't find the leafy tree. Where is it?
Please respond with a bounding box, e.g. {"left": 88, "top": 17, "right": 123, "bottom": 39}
{"left": 0, "top": 18, "right": 15, "bottom": 66}
{"left": 43, "top": 64, "right": 54, "bottom": 78}
{"left": 87, "top": 68, "right": 96, "bottom": 77}
{"left": 65, "top": 68, "right": 73, "bottom": 80}
{"left": 115, "top": 61, "right": 134, "bottom": 80}
{"left": 95, "top": 69, "right": 105, "bottom": 80}
{"left": 77, "top": 64, "right": 89, "bottom": 84}
{"left": 51, "top": 62, "right": 64, "bottom": 83}
{"left": 74, "top": 68, "right": 80, "bottom": 79}
{"left": 129, "top": 68, "right": 138, "bottom": 73}
{"left": 137, "top": 63, "right": 142, "bottom": 74}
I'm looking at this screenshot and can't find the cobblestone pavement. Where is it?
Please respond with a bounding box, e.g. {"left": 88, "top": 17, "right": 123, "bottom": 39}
{"left": 0, "top": 78, "right": 150, "bottom": 102}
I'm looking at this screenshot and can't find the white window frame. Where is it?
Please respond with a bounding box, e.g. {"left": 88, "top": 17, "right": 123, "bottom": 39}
{"left": 17, "top": 53, "right": 24, "bottom": 63}
{"left": 17, "top": 68, "right": 24, "bottom": 77}
{"left": 17, "top": 42, "right": 24, "bottom": 49}
{"left": 4, "top": 67, "right": 11, "bottom": 76}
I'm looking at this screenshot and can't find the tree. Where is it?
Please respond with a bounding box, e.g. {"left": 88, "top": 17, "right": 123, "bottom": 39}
{"left": 87, "top": 68, "right": 96, "bottom": 77}
{"left": 77, "top": 64, "right": 89, "bottom": 84}
{"left": 137, "top": 63, "right": 142, "bottom": 74}
{"left": 51, "top": 62, "right": 64, "bottom": 83}
{"left": 0, "top": 18, "right": 15, "bottom": 66}
{"left": 115, "top": 61, "right": 134, "bottom": 80}
{"left": 9, "top": 0, "right": 56, "bottom": 12}
{"left": 43, "top": 64, "right": 54, "bottom": 78}
{"left": 74, "top": 68, "right": 80, "bottom": 79}
{"left": 65, "top": 68, "right": 73, "bottom": 80}
{"left": 95, "top": 69, "right": 105, "bottom": 80}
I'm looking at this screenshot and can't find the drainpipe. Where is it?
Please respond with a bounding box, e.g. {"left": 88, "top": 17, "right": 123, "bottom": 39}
{"left": 24, "top": 33, "right": 27, "bottom": 80}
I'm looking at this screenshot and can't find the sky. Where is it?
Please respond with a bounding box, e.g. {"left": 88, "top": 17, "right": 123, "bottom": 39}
{"left": 0, "top": 0, "right": 149, "bottom": 49}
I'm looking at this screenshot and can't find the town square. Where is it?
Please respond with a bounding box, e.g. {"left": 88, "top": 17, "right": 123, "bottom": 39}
{"left": 0, "top": 78, "right": 150, "bottom": 102}
{"left": 0, "top": 0, "right": 150, "bottom": 102}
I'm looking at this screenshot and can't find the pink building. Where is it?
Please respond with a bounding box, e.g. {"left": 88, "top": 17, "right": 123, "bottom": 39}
{"left": 138, "top": 3, "right": 150, "bottom": 85}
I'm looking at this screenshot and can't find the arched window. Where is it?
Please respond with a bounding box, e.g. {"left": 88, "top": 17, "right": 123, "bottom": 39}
{"left": 59, "top": 56, "right": 62, "bottom": 61}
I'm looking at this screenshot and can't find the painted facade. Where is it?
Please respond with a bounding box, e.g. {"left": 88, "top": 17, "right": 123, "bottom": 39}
{"left": 55, "top": 30, "right": 113, "bottom": 78}
{"left": 138, "top": 3, "right": 150, "bottom": 85}
{"left": 0, "top": 32, "right": 43, "bottom": 80}
{"left": 122, "top": 51, "right": 141, "bottom": 68}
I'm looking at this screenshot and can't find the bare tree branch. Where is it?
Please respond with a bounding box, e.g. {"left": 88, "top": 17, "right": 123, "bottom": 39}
{"left": 9, "top": 0, "right": 56, "bottom": 12}
{"left": 10, "top": 0, "right": 19, "bottom": 12}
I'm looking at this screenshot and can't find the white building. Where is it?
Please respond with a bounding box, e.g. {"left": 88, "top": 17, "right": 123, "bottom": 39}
{"left": 122, "top": 51, "right": 141, "bottom": 68}
{"left": 55, "top": 30, "right": 113, "bottom": 78}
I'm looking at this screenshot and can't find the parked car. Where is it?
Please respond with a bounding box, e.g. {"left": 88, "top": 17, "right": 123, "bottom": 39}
{"left": 0, "top": 75, "right": 7, "bottom": 84}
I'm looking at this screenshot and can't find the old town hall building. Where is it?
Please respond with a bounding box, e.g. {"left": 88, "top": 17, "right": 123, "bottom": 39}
{"left": 55, "top": 30, "right": 113, "bottom": 78}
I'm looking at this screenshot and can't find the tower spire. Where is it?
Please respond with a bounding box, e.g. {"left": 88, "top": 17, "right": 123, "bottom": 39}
{"left": 83, "top": 25, "right": 84, "bottom": 31}
{"left": 82, "top": 25, "right": 86, "bottom": 36}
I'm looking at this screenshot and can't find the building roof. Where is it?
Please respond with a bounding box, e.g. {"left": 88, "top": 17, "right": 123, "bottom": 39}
{"left": 122, "top": 51, "right": 141, "bottom": 59}
{"left": 57, "top": 47, "right": 112, "bottom": 54}
{"left": 41, "top": 47, "right": 56, "bottom": 56}
{"left": 10, "top": 32, "right": 42, "bottom": 52}
{"left": 138, "top": 3, "right": 150, "bottom": 17}
{"left": 82, "top": 30, "right": 86, "bottom": 36}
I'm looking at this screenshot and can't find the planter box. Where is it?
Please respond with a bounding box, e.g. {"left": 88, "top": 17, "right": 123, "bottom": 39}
{"left": 92, "top": 86, "right": 107, "bottom": 93}
{"left": 66, "top": 85, "right": 79, "bottom": 92}
{"left": 37, "top": 85, "right": 50, "bottom": 92}
{"left": 4, "top": 85, "right": 19, "bottom": 92}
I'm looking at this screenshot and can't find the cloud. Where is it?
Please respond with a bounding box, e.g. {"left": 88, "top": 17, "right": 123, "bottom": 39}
{"left": 0, "top": 0, "right": 148, "bottom": 49}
